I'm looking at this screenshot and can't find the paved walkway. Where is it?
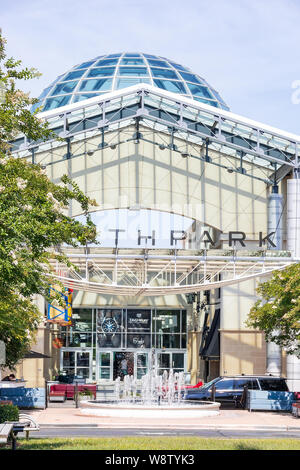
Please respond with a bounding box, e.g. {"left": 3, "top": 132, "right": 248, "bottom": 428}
{"left": 25, "top": 406, "right": 300, "bottom": 431}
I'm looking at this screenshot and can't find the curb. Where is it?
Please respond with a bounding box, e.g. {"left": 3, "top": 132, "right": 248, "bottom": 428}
{"left": 38, "top": 423, "right": 300, "bottom": 432}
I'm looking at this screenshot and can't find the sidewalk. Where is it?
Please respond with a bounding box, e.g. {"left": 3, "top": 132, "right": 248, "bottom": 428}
{"left": 24, "top": 406, "right": 300, "bottom": 431}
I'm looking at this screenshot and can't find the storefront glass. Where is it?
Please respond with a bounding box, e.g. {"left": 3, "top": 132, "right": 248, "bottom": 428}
{"left": 60, "top": 307, "right": 187, "bottom": 381}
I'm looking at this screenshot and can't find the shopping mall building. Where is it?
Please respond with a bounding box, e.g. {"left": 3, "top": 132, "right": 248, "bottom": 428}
{"left": 10, "top": 52, "right": 300, "bottom": 390}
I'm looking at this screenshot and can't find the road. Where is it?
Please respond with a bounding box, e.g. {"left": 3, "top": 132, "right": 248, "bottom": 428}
{"left": 19, "top": 426, "right": 300, "bottom": 440}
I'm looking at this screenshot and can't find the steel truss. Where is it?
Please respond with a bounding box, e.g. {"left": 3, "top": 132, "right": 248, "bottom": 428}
{"left": 12, "top": 84, "right": 299, "bottom": 183}
{"left": 50, "top": 249, "right": 295, "bottom": 296}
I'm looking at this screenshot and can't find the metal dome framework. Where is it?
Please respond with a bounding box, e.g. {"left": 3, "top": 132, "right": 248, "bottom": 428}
{"left": 12, "top": 84, "right": 300, "bottom": 296}
{"left": 33, "top": 53, "right": 229, "bottom": 112}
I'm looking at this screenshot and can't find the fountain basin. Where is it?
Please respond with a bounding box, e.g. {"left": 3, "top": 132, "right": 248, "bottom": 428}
{"left": 80, "top": 400, "right": 220, "bottom": 418}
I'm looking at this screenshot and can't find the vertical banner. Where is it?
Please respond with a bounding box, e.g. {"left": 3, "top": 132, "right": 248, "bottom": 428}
{"left": 47, "top": 286, "right": 73, "bottom": 325}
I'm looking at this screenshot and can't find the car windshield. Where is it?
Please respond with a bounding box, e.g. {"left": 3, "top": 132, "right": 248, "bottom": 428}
{"left": 199, "top": 378, "right": 219, "bottom": 390}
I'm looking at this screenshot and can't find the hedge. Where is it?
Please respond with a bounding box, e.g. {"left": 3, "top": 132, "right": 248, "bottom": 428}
{"left": 0, "top": 403, "right": 19, "bottom": 423}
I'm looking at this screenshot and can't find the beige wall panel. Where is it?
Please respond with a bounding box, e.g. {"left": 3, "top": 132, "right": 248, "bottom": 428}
{"left": 221, "top": 278, "right": 258, "bottom": 330}
{"left": 188, "top": 332, "right": 201, "bottom": 384}
{"left": 220, "top": 330, "right": 266, "bottom": 376}
{"left": 140, "top": 161, "right": 155, "bottom": 207}
{"left": 31, "top": 129, "right": 270, "bottom": 238}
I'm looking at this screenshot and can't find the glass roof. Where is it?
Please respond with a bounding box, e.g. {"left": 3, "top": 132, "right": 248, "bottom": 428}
{"left": 32, "top": 53, "right": 229, "bottom": 113}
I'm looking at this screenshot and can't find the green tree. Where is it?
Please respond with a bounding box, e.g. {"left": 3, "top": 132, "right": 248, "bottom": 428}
{"left": 247, "top": 263, "right": 300, "bottom": 357}
{"left": 0, "top": 34, "right": 96, "bottom": 368}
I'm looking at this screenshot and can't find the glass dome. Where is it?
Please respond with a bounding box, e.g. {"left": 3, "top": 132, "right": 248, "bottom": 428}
{"left": 33, "top": 53, "right": 229, "bottom": 112}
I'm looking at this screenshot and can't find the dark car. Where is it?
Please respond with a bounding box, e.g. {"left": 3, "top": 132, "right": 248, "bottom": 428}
{"left": 183, "top": 375, "right": 289, "bottom": 407}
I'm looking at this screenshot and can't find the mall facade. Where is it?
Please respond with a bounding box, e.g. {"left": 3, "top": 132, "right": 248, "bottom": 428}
{"left": 9, "top": 53, "right": 300, "bottom": 390}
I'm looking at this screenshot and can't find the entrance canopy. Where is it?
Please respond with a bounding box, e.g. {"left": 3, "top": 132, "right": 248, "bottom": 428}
{"left": 50, "top": 248, "right": 294, "bottom": 296}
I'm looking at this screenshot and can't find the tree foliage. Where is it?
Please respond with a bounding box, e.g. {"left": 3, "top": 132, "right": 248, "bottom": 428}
{"left": 247, "top": 263, "right": 300, "bottom": 357}
{"left": 0, "top": 34, "right": 96, "bottom": 368}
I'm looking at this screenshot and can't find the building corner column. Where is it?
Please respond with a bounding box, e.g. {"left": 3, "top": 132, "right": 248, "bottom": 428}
{"left": 266, "top": 186, "right": 283, "bottom": 376}
{"left": 286, "top": 175, "right": 300, "bottom": 390}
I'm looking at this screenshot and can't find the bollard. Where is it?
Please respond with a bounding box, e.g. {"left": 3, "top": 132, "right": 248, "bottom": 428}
{"left": 211, "top": 384, "right": 216, "bottom": 402}
{"left": 45, "top": 381, "right": 47, "bottom": 409}
{"left": 75, "top": 382, "right": 79, "bottom": 408}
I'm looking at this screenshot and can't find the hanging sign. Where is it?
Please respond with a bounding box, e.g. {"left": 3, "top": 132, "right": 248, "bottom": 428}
{"left": 47, "top": 286, "right": 73, "bottom": 326}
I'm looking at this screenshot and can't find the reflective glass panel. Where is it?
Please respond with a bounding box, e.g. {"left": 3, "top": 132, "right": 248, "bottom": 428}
{"left": 87, "top": 67, "right": 115, "bottom": 77}
{"left": 95, "top": 58, "right": 119, "bottom": 67}
{"left": 172, "top": 353, "right": 184, "bottom": 369}
{"left": 137, "top": 368, "right": 147, "bottom": 379}
{"left": 143, "top": 54, "right": 160, "bottom": 59}
{"left": 137, "top": 354, "right": 148, "bottom": 368}
{"left": 156, "top": 334, "right": 181, "bottom": 349}
{"left": 147, "top": 59, "right": 170, "bottom": 68}
{"left": 124, "top": 53, "right": 141, "bottom": 57}
{"left": 44, "top": 95, "right": 71, "bottom": 111}
{"left": 97, "top": 333, "right": 122, "bottom": 348}
{"left": 63, "top": 70, "right": 86, "bottom": 81}
{"left": 106, "top": 53, "right": 121, "bottom": 58}
{"left": 179, "top": 72, "right": 201, "bottom": 84}
{"left": 63, "top": 351, "right": 75, "bottom": 367}
{"left": 75, "top": 60, "right": 96, "bottom": 69}
{"left": 116, "top": 78, "right": 151, "bottom": 89}
{"left": 63, "top": 332, "right": 92, "bottom": 347}
{"left": 51, "top": 81, "right": 78, "bottom": 96}
{"left": 193, "top": 97, "right": 218, "bottom": 107}
{"left": 157, "top": 353, "right": 170, "bottom": 369}
{"left": 127, "top": 310, "right": 151, "bottom": 333}
{"left": 153, "top": 79, "right": 187, "bottom": 94}
{"left": 127, "top": 334, "right": 151, "bottom": 348}
{"left": 100, "top": 353, "right": 111, "bottom": 367}
{"left": 151, "top": 68, "right": 178, "bottom": 79}
{"left": 80, "top": 78, "right": 113, "bottom": 91}
{"left": 72, "top": 308, "right": 93, "bottom": 331}
{"left": 73, "top": 93, "right": 99, "bottom": 102}
{"left": 77, "top": 352, "right": 90, "bottom": 367}
{"left": 155, "top": 310, "right": 180, "bottom": 333}
{"left": 100, "top": 368, "right": 111, "bottom": 379}
{"left": 39, "top": 86, "right": 53, "bottom": 99}
{"left": 121, "top": 58, "right": 145, "bottom": 65}
{"left": 118, "top": 67, "right": 149, "bottom": 76}
{"left": 76, "top": 368, "right": 90, "bottom": 379}
{"left": 187, "top": 83, "right": 213, "bottom": 99}
{"left": 170, "top": 62, "right": 189, "bottom": 71}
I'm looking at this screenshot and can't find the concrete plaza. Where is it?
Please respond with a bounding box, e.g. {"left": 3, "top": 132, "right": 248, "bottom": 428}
{"left": 25, "top": 405, "right": 300, "bottom": 432}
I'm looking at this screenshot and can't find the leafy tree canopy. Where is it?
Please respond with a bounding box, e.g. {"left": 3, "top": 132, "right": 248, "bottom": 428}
{"left": 0, "top": 34, "right": 97, "bottom": 368}
{"left": 247, "top": 263, "right": 300, "bottom": 357}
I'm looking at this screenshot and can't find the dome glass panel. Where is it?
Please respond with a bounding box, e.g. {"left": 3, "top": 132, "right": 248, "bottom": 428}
{"left": 34, "top": 53, "right": 229, "bottom": 112}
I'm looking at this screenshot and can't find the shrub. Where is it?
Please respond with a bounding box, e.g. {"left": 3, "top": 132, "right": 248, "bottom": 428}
{"left": 78, "top": 390, "right": 93, "bottom": 399}
{"left": 0, "top": 403, "right": 19, "bottom": 423}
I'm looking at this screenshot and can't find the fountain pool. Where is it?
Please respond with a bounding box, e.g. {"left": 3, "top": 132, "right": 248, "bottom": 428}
{"left": 80, "top": 370, "right": 220, "bottom": 419}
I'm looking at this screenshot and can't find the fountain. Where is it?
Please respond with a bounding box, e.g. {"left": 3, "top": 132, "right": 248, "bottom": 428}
{"left": 80, "top": 368, "right": 220, "bottom": 420}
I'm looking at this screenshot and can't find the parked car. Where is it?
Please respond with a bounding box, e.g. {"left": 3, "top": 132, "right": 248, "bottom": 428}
{"left": 183, "top": 375, "right": 289, "bottom": 407}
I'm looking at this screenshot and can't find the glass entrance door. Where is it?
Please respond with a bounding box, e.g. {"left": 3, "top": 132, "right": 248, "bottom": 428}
{"left": 156, "top": 351, "right": 186, "bottom": 374}
{"left": 135, "top": 352, "right": 148, "bottom": 379}
{"left": 61, "top": 349, "right": 92, "bottom": 381}
{"left": 98, "top": 351, "right": 113, "bottom": 381}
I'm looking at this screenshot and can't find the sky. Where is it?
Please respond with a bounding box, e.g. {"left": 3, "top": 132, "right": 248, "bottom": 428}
{"left": 2, "top": 0, "right": 300, "bottom": 134}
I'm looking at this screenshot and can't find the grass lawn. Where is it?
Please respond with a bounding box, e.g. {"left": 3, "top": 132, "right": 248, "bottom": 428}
{"left": 2, "top": 437, "right": 300, "bottom": 450}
